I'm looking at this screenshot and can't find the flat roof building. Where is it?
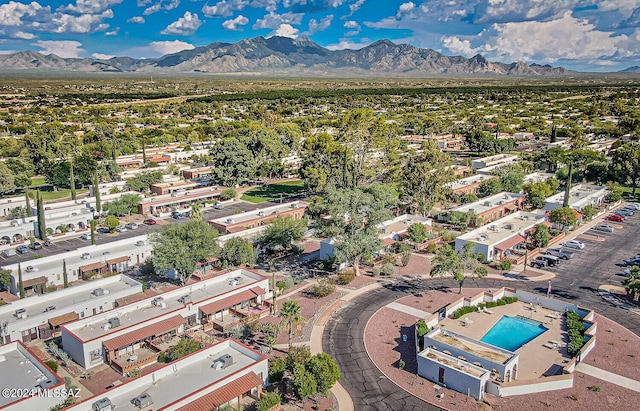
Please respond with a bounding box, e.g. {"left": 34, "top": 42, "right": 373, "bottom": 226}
{"left": 66, "top": 338, "right": 267, "bottom": 411}
{"left": 61, "top": 269, "right": 270, "bottom": 371}
{"left": 0, "top": 341, "right": 65, "bottom": 411}
{"left": 455, "top": 211, "right": 545, "bottom": 262}
{"left": 446, "top": 174, "right": 497, "bottom": 195}
{"left": 0, "top": 274, "right": 142, "bottom": 344}
{"left": 543, "top": 184, "right": 607, "bottom": 212}
{"left": 450, "top": 192, "right": 526, "bottom": 226}
{"left": 471, "top": 154, "right": 519, "bottom": 171}
{"left": 209, "top": 201, "right": 308, "bottom": 234}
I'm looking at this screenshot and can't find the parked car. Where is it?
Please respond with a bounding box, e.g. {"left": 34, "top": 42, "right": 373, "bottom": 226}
{"left": 626, "top": 203, "right": 640, "bottom": 211}
{"left": 81, "top": 252, "right": 91, "bottom": 260}
{"left": 563, "top": 240, "right": 585, "bottom": 249}
{"left": 114, "top": 226, "right": 128, "bottom": 233}
{"left": 621, "top": 206, "right": 637, "bottom": 213}
{"left": 143, "top": 218, "right": 157, "bottom": 225}
{"left": 530, "top": 258, "right": 546, "bottom": 269}
{"left": 25, "top": 266, "right": 39, "bottom": 272}
{"left": 15, "top": 245, "right": 29, "bottom": 254}
{"left": 606, "top": 214, "right": 625, "bottom": 222}
{"left": 29, "top": 242, "right": 42, "bottom": 250}
{"left": 125, "top": 222, "right": 138, "bottom": 230}
{"left": 591, "top": 224, "right": 614, "bottom": 233}
{"left": 171, "top": 211, "right": 183, "bottom": 219}
{"left": 214, "top": 202, "right": 224, "bottom": 209}
{"left": 615, "top": 209, "right": 633, "bottom": 218}
{"left": 97, "top": 227, "right": 111, "bottom": 234}
{"left": 43, "top": 305, "right": 56, "bottom": 312}
{"left": 43, "top": 240, "right": 51, "bottom": 246}
{"left": 81, "top": 233, "right": 91, "bottom": 240}
{"left": 543, "top": 247, "right": 574, "bottom": 260}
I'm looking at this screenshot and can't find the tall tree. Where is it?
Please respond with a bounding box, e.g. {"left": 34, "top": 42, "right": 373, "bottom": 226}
{"left": 280, "top": 300, "right": 305, "bottom": 350}
{"left": 24, "top": 191, "right": 32, "bottom": 217}
{"left": 209, "top": 137, "right": 256, "bottom": 187}
{"left": 430, "top": 243, "right": 487, "bottom": 293}
{"left": 18, "top": 263, "right": 24, "bottom": 299}
{"left": 69, "top": 158, "right": 76, "bottom": 200}
{"left": 189, "top": 203, "right": 202, "bottom": 221}
{"left": 93, "top": 174, "right": 101, "bottom": 213}
{"left": 306, "top": 353, "right": 341, "bottom": 396}
{"left": 0, "top": 162, "right": 16, "bottom": 194}
{"left": 549, "top": 206, "right": 578, "bottom": 228}
{"left": 90, "top": 219, "right": 96, "bottom": 245}
{"left": 62, "top": 259, "right": 69, "bottom": 288}
{"left": 299, "top": 133, "right": 350, "bottom": 192}
{"left": 401, "top": 141, "right": 455, "bottom": 216}
{"left": 220, "top": 237, "right": 255, "bottom": 267}
{"left": 610, "top": 142, "right": 640, "bottom": 195}
{"left": 36, "top": 191, "right": 46, "bottom": 240}
{"left": 311, "top": 187, "right": 393, "bottom": 275}
{"left": 150, "top": 220, "right": 220, "bottom": 284}
{"left": 258, "top": 216, "right": 307, "bottom": 253}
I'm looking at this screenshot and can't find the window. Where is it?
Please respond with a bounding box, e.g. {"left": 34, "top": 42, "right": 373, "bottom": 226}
{"left": 90, "top": 349, "right": 101, "bottom": 361}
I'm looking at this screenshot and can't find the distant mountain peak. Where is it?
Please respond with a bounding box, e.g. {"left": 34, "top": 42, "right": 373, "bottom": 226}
{"left": 0, "top": 35, "right": 578, "bottom": 76}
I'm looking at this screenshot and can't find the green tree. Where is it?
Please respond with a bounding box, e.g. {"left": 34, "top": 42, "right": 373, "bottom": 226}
{"left": 24, "top": 191, "right": 32, "bottom": 217}
{"left": 530, "top": 224, "right": 551, "bottom": 248}
{"left": 581, "top": 204, "right": 597, "bottom": 220}
{"left": 219, "top": 188, "right": 237, "bottom": 201}
{"left": 448, "top": 210, "right": 470, "bottom": 229}
{"left": 268, "top": 357, "right": 287, "bottom": 382}
{"left": 285, "top": 345, "right": 311, "bottom": 371}
{"left": 407, "top": 223, "right": 429, "bottom": 244}
{"left": 18, "top": 263, "right": 24, "bottom": 299}
{"left": 549, "top": 206, "right": 578, "bottom": 228}
{"left": 299, "top": 133, "right": 351, "bottom": 192}
{"left": 280, "top": 300, "right": 305, "bottom": 350}
{"left": 69, "top": 158, "right": 76, "bottom": 200}
{"left": 103, "top": 215, "right": 120, "bottom": 232}
{"left": 220, "top": 237, "right": 255, "bottom": 267}
{"left": 0, "top": 162, "right": 16, "bottom": 194}
{"left": 93, "top": 174, "right": 101, "bottom": 213}
{"left": 478, "top": 178, "right": 502, "bottom": 197}
{"left": 258, "top": 216, "right": 306, "bottom": 253}
{"left": 416, "top": 319, "right": 429, "bottom": 350}
{"left": 606, "top": 183, "right": 623, "bottom": 202}
{"left": 609, "top": 142, "right": 640, "bottom": 195}
{"left": 0, "top": 269, "right": 11, "bottom": 289}
{"left": 256, "top": 392, "right": 281, "bottom": 411}
{"left": 401, "top": 141, "right": 455, "bottom": 216}
{"left": 150, "top": 220, "right": 220, "bottom": 284}
{"left": 90, "top": 220, "right": 96, "bottom": 245}
{"left": 103, "top": 194, "right": 142, "bottom": 216}
{"left": 430, "top": 243, "right": 487, "bottom": 294}
{"left": 291, "top": 363, "right": 317, "bottom": 401}
{"left": 492, "top": 164, "right": 525, "bottom": 193}
{"left": 167, "top": 338, "right": 203, "bottom": 361}
{"left": 210, "top": 137, "right": 256, "bottom": 187}
{"left": 623, "top": 266, "right": 640, "bottom": 301}
{"left": 36, "top": 191, "right": 46, "bottom": 240}
{"left": 125, "top": 170, "right": 163, "bottom": 192}
{"left": 62, "top": 259, "right": 69, "bottom": 288}
{"left": 190, "top": 203, "right": 202, "bottom": 221}
{"left": 305, "top": 353, "right": 341, "bottom": 396}
{"left": 523, "top": 181, "right": 556, "bottom": 209}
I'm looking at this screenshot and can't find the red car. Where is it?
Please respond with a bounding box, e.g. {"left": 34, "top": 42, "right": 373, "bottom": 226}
{"left": 605, "top": 214, "right": 625, "bottom": 222}
{"left": 143, "top": 218, "right": 157, "bottom": 225}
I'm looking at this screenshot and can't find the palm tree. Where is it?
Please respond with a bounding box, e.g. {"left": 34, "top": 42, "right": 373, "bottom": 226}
{"left": 280, "top": 300, "right": 305, "bottom": 350}
{"left": 190, "top": 203, "right": 202, "bottom": 221}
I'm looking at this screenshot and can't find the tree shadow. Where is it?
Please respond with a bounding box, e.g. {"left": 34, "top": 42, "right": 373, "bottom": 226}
{"left": 390, "top": 325, "right": 418, "bottom": 374}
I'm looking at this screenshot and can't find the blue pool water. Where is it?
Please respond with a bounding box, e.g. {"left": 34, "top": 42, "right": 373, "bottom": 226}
{"left": 481, "top": 316, "right": 547, "bottom": 352}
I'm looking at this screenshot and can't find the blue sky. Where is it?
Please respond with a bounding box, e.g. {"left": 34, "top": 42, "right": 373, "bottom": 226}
{"left": 0, "top": 0, "right": 638, "bottom": 71}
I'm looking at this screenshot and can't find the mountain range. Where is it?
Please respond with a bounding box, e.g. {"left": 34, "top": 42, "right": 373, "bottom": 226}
{"left": 0, "top": 36, "right": 629, "bottom": 76}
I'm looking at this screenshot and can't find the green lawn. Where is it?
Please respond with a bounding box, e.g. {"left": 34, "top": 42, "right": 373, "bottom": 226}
{"left": 29, "top": 189, "right": 89, "bottom": 201}
{"left": 30, "top": 177, "right": 46, "bottom": 187}
{"left": 241, "top": 180, "right": 305, "bottom": 204}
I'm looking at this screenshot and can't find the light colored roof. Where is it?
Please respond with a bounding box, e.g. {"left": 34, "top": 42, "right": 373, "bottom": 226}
{"left": 199, "top": 289, "right": 257, "bottom": 315}
{"left": 457, "top": 211, "right": 546, "bottom": 246}
{"left": 174, "top": 372, "right": 263, "bottom": 411}
{"left": 103, "top": 315, "right": 185, "bottom": 351}
{"left": 451, "top": 192, "right": 525, "bottom": 215}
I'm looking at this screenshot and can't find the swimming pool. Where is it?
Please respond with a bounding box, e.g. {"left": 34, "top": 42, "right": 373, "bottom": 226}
{"left": 480, "top": 316, "right": 547, "bottom": 352}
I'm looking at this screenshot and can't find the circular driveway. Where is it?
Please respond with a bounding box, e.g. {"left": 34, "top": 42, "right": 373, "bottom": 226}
{"left": 323, "top": 276, "right": 640, "bottom": 411}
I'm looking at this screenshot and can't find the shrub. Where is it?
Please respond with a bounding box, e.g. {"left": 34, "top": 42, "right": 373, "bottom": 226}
{"left": 219, "top": 188, "right": 237, "bottom": 201}
{"left": 566, "top": 311, "right": 586, "bottom": 356}
{"left": 372, "top": 267, "right": 381, "bottom": 277}
{"left": 268, "top": 357, "right": 286, "bottom": 382}
{"left": 45, "top": 360, "right": 58, "bottom": 372}
{"left": 452, "top": 305, "right": 479, "bottom": 319}
{"left": 382, "top": 262, "right": 396, "bottom": 276}
{"left": 313, "top": 278, "right": 336, "bottom": 297}
{"left": 256, "top": 392, "right": 282, "bottom": 411}
{"left": 498, "top": 260, "right": 513, "bottom": 271}
{"left": 128, "top": 368, "right": 141, "bottom": 378}
{"left": 157, "top": 352, "right": 168, "bottom": 363}
{"left": 589, "top": 385, "right": 601, "bottom": 392}
{"left": 426, "top": 243, "right": 437, "bottom": 253}
{"left": 337, "top": 269, "right": 356, "bottom": 285}
{"left": 276, "top": 275, "right": 294, "bottom": 291}
{"left": 452, "top": 297, "right": 518, "bottom": 319}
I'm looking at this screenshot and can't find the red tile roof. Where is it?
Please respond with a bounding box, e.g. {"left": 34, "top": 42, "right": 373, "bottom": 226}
{"left": 106, "top": 256, "right": 130, "bottom": 265}
{"left": 103, "top": 315, "right": 184, "bottom": 351}
{"left": 79, "top": 262, "right": 107, "bottom": 272}
{"left": 494, "top": 234, "right": 526, "bottom": 251}
{"left": 250, "top": 286, "right": 265, "bottom": 296}
{"left": 22, "top": 276, "right": 48, "bottom": 287}
{"left": 49, "top": 312, "right": 79, "bottom": 328}
{"left": 199, "top": 290, "right": 256, "bottom": 316}
{"left": 175, "top": 372, "right": 263, "bottom": 411}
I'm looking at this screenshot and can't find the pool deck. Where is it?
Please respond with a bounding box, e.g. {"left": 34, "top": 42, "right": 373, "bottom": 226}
{"left": 439, "top": 301, "right": 569, "bottom": 380}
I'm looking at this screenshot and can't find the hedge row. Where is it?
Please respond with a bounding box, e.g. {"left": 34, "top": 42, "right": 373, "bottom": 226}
{"left": 452, "top": 296, "right": 519, "bottom": 319}
{"left": 566, "top": 311, "right": 586, "bottom": 356}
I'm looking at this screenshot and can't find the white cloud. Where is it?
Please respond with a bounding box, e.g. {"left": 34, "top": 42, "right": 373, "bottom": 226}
{"left": 249, "top": 0, "right": 278, "bottom": 12}
{"left": 307, "top": 14, "right": 333, "bottom": 34}
{"left": 128, "top": 16, "right": 145, "bottom": 23}
{"left": 443, "top": 11, "right": 629, "bottom": 63}
{"left": 48, "top": 10, "right": 113, "bottom": 33}
{"left": 222, "top": 15, "right": 249, "bottom": 30}
{"left": 343, "top": 20, "right": 359, "bottom": 29}
{"left": 105, "top": 28, "right": 119, "bottom": 35}
{"left": 202, "top": 0, "right": 248, "bottom": 18}
{"left": 92, "top": 52, "right": 114, "bottom": 59}
{"left": 161, "top": 11, "right": 202, "bottom": 35}
{"left": 59, "top": 0, "right": 123, "bottom": 14}
{"left": 0, "top": 1, "right": 48, "bottom": 27}
{"left": 143, "top": 0, "right": 180, "bottom": 16}
{"left": 13, "top": 31, "right": 36, "bottom": 39}
{"left": 348, "top": 0, "right": 366, "bottom": 14}
{"left": 253, "top": 11, "right": 303, "bottom": 29}
{"left": 148, "top": 39, "right": 195, "bottom": 55}
{"left": 325, "top": 38, "right": 371, "bottom": 50}
{"left": 34, "top": 39, "right": 84, "bottom": 58}
{"left": 272, "top": 23, "right": 299, "bottom": 38}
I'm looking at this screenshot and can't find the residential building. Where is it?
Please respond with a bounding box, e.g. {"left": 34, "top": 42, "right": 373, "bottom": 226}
{"left": 446, "top": 175, "right": 497, "bottom": 195}
{"left": 150, "top": 181, "right": 198, "bottom": 196}
{"left": 0, "top": 195, "right": 29, "bottom": 218}
{"left": 65, "top": 338, "right": 267, "bottom": 411}
{"left": 471, "top": 154, "right": 520, "bottom": 171}
{"left": 138, "top": 186, "right": 226, "bottom": 215}
{"left": 454, "top": 211, "right": 545, "bottom": 261}
{"left": 182, "top": 167, "right": 213, "bottom": 180}
{"left": 0, "top": 341, "right": 65, "bottom": 411}
{"left": 0, "top": 274, "right": 142, "bottom": 344}
{"left": 523, "top": 172, "right": 556, "bottom": 185}
{"left": 543, "top": 184, "right": 607, "bottom": 212}
{"left": 61, "top": 269, "right": 270, "bottom": 371}
{"left": 450, "top": 192, "right": 526, "bottom": 226}
{"left": 209, "top": 201, "right": 308, "bottom": 234}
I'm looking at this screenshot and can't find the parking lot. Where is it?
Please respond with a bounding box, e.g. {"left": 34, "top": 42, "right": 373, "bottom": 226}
{"left": 0, "top": 200, "right": 279, "bottom": 265}
{"left": 537, "top": 204, "right": 640, "bottom": 304}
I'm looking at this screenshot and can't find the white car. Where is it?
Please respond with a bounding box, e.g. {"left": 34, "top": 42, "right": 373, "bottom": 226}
{"left": 125, "top": 222, "right": 138, "bottom": 230}
{"left": 563, "top": 240, "right": 585, "bottom": 249}
{"left": 115, "top": 226, "right": 128, "bottom": 233}
{"left": 591, "top": 225, "right": 614, "bottom": 233}
{"left": 81, "top": 233, "right": 90, "bottom": 240}
{"left": 25, "top": 266, "right": 39, "bottom": 272}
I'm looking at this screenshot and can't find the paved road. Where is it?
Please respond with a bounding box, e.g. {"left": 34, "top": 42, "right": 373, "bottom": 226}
{"left": 324, "top": 263, "right": 640, "bottom": 411}
{"left": 0, "top": 200, "right": 274, "bottom": 265}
